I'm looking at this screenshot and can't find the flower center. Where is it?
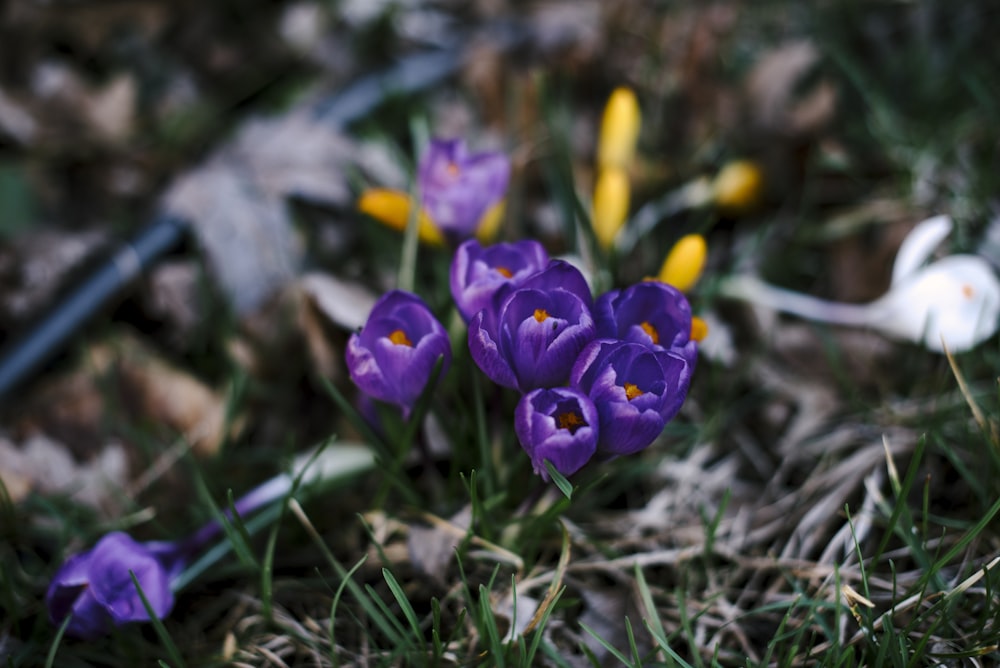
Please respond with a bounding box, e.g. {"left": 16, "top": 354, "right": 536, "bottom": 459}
{"left": 388, "top": 329, "right": 413, "bottom": 347}
{"left": 640, "top": 321, "right": 660, "bottom": 345}
{"left": 624, "top": 382, "right": 644, "bottom": 401}
{"left": 446, "top": 162, "right": 460, "bottom": 177}
{"left": 557, "top": 410, "right": 586, "bottom": 434}
{"left": 534, "top": 308, "right": 550, "bottom": 322}
{"left": 963, "top": 284, "right": 974, "bottom": 299}
{"left": 496, "top": 266, "right": 513, "bottom": 278}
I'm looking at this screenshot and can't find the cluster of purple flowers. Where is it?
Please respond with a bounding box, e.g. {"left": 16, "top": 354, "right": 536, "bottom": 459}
{"left": 347, "top": 236, "right": 697, "bottom": 480}
{"left": 453, "top": 240, "right": 697, "bottom": 479}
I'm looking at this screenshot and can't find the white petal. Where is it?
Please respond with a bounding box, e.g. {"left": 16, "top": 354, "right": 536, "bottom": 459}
{"left": 870, "top": 255, "right": 1000, "bottom": 352}
{"left": 891, "top": 215, "right": 953, "bottom": 285}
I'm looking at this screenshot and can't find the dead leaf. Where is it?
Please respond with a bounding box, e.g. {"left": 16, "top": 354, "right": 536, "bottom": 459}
{"left": 0, "top": 433, "right": 127, "bottom": 511}
{"left": 110, "top": 333, "right": 235, "bottom": 457}
{"left": 300, "top": 272, "right": 378, "bottom": 332}
{"left": 407, "top": 506, "right": 471, "bottom": 583}
{"left": 745, "top": 40, "right": 837, "bottom": 137}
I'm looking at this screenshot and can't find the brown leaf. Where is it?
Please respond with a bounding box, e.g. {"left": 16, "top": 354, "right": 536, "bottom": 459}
{"left": 0, "top": 433, "right": 127, "bottom": 511}
{"left": 745, "top": 40, "right": 837, "bottom": 137}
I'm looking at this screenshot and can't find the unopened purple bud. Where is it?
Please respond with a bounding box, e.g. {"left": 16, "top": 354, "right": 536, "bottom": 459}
{"left": 515, "top": 387, "right": 599, "bottom": 479}
{"left": 449, "top": 239, "right": 549, "bottom": 322}
{"left": 346, "top": 290, "right": 452, "bottom": 415}
{"left": 418, "top": 139, "right": 510, "bottom": 241}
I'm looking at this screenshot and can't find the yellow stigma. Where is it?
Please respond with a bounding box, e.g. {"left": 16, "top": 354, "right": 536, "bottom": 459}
{"left": 712, "top": 160, "right": 765, "bottom": 215}
{"left": 592, "top": 166, "right": 630, "bottom": 250}
{"left": 597, "top": 87, "right": 641, "bottom": 171}
{"left": 533, "top": 308, "right": 550, "bottom": 322}
{"left": 690, "top": 316, "right": 709, "bottom": 342}
{"left": 558, "top": 410, "right": 586, "bottom": 434}
{"left": 659, "top": 234, "right": 707, "bottom": 292}
{"left": 624, "top": 382, "right": 644, "bottom": 401}
{"left": 358, "top": 188, "right": 445, "bottom": 246}
{"left": 388, "top": 329, "right": 413, "bottom": 347}
{"left": 496, "top": 266, "right": 513, "bottom": 278}
{"left": 640, "top": 321, "right": 660, "bottom": 345}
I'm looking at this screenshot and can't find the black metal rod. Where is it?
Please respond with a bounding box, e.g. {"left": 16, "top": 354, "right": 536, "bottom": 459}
{"left": 0, "top": 215, "right": 188, "bottom": 400}
{"left": 0, "top": 23, "right": 530, "bottom": 402}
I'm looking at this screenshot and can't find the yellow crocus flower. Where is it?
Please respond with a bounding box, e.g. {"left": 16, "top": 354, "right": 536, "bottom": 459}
{"left": 712, "top": 160, "right": 764, "bottom": 215}
{"left": 592, "top": 167, "right": 631, "bottom": 250}
{"left": 658, "top": 233, "right": 707, "bottom": 292}
{"left": 357, "top": 188, "right": 445, "bottom": 246}
{"left": 597, "top": 87, "right": 641, "bottom": 171}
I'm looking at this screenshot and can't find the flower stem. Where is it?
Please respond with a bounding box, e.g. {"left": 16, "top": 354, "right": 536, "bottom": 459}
{"left": 719, "top": 275, "right": 874, "bottom": 327}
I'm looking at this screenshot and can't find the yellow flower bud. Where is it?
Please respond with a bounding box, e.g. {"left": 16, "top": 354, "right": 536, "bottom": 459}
{"left": 357, "top": 188, "right": 445, "bottom": 246}
{"left": 475, "top": 200, "right": 506, "bottom": 243}
{"left": 712, "top": 160, "right": 764, "bottom": 215}
{"left": 658, "top": 234, "right": 707, "bottom": 292}
{"left": 690, "top": 316, "right": 708, "bottom": 342}
{"left": 597, "top": 87, "right": 641, "bottom": 171}
{"left": 592, "top": 167, "right": 630, "bottom": 250}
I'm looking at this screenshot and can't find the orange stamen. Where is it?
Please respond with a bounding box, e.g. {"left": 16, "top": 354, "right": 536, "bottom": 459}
{"left": 534, "top": 308, "right": 549, "bottom": 322}
{"left": 496, "top": 266, "right": 513, "bottom": 278}
{"left": 624, "top": 382, "right": 643, "bottom": 401}
{"left": 446, "top": 162, "right": 460, "bottom": 177}
{"left": 962, "top": 284, "right": 974, "bottom": 299}
{"left": 640, "top": 321, "right": 660, "bottom": 345}
{"left": 388, "top": 329, "right": 413, "bottom": 347}
{"left": 558, "top": 411, "right": 586, "bottom": 434}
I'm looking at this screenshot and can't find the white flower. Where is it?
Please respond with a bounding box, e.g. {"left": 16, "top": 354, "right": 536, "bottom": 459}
{"left": 720, "top": 215, "right": 1000, "bottom": 353}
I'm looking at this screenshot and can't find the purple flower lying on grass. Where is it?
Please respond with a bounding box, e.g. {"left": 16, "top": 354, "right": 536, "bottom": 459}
{"left": 450, "top": 239, "right": 549, "bottom": 322}
{"left": 47, "top": 473, "right": 294, "bottom": 639}
{"left": 418, "top": 138, "right": 510, "bottom": 242}
{"left": 346, "top": 290, "right": 452, "bottom": 416}
{"left": 46, "top": 532, "right": 182, "bottom": 640}
{"left": 515, "top": 387, "right": 599, "bottom": 479}
{"left": 571, "top": 339, "right": 694, "bottom": 456}
{"left": 469, "top": 261, "right": 595, "bottom": 392}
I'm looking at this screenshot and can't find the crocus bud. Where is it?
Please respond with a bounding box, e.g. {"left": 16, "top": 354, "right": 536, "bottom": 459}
{"left": 515, "top": 387, "right": 599, "bottom": 480}
{"left": 358, "top": 188, "right": 445, "bottom": 246}
{"left": 597, "top": 87, "right": 641, "bottom": 171}
{"left": 658, "top": 234, "right": 708, "bottom": 292}
{"left": 712, "top": 160, "right": 764, "bottom": 215}
{"left": 592, "top": 167, "right": 630, "bottom": 250}
{"left": 346, "top": 290, "right": 452, "bottom": 414}
{"left": 449, "top": 239, "right": 549, "bottom": 322}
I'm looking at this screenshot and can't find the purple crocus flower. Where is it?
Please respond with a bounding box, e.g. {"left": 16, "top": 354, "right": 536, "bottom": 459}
{"left": 468, "top": 260, "right": 595, "bottom": 392}
{"left": 515, "top": 387, "right": 599, "bottom": 479}
{"left": 595, "top": 281, "right": 695, "bottom": 355}
{"left": 346, "top": 290, "right": 452, "bottom": 415}
{"left": 46, "top": 532, "right": 181, "bottom": 639}
{"left": 570, "top": 339, "right": 694, "bottom": 456}
{"left": 449, "top": 238, "right": 549, "bottom": 322}
{"left": 47, "top": 473, "right": 292, "bottom": 639}
{"left": 418, "top": 138, "right": 510, "bottom": 242}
